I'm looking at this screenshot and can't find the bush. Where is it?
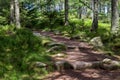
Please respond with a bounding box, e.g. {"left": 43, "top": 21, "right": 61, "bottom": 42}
{"left": 21, "top": 7, "right": 64, "bottom": 30}
{"left": 0, "top": 28, "right": 52, "bottom": 79}
{"left": 0, "top": 25, "right": 15, "bottom": 35}
{"left": 0, "top": 28, "right": 42, "bottom": 51}
{"left": 0, "top": 16, "right": 8, "bottom": 25}
{"left": 15, "top": 29, "right": 41, "bottom": 50}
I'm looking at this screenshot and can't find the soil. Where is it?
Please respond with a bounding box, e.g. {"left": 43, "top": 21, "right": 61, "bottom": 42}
{"left": 38, "top": 30, "right": 120, "bottom": 80}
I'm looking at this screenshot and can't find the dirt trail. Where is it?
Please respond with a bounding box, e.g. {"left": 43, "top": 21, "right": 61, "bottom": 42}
{"left": 38, "top": 31, "right": 120, "bottom": 80}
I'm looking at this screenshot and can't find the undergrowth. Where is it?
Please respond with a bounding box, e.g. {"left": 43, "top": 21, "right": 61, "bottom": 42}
{"left": 0, "top": 26, "right": 53, "bottom": 79}
{"left": 52, "top": 18, "right": 119, "bottom": 56}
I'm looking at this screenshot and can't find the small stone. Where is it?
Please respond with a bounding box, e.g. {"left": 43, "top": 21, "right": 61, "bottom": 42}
{"left": 35, "top": 62, "right": 47, "bottom": 67}
{"left": 102, "top": 58, "right": 111, "bottom": 63}
{"left": 57, "top": 53, "right": 63, "bottom": 57}
{"left": 89, "top": 36, "right": 104, "bottom": 48}
{"left": 33, "top": 32, "right": 42, "bottom": 37}
{"left": 55, "top": 60, "right": 65, "bottom": 71}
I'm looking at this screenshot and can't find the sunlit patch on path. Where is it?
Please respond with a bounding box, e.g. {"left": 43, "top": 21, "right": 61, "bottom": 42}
{"left": 38, "top": 31, "right": 120, "bottom": 80}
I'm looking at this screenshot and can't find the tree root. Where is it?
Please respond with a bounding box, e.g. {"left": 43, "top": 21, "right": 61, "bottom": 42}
{"left": 53, "top": 58, "right": 120, "bottom": 71}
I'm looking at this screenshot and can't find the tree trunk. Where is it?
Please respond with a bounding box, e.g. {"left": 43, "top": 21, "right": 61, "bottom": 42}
{"left": 99, "top": 1, "right": 102, "bottom": 13}
{"left": 64, "top": 0, "right": 69, "bottom": 25}
{"left": 111, "top": 0, "right": 119, "bottom": 36}
{"left": 14, "top": 0, "right": 21, "bottom": 29}
{"left": 78, "top": 6, "right": 82, "bottom": 19}
{"left": 91, "top": 0, "right": 98, "bottom": 32}
{"left": 10, "top": 0, "right": 15, "bottom": 24}
{"left": 78, "top": 0, "right": 82, "bottom": 19}
{"left": 59, "top": 0, "right": 64, "bottom": 11}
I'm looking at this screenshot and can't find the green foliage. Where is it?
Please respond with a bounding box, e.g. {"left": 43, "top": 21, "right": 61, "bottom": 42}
{"left": 107, "top": 36, "right": 120, "bottom": 55}
{"left": 0, "top": 28, "right": 41, "bottom": 51}
{"left": 21, "top": 9, "right": 64, "bottom": 29}
{"left": 0, "top": 6, "right": 10, "bottom": 25}
{"left": 0, "top": 16, "right": 8, "bottom": 25}
{"left": 0, "top": 25, "right": 15, "bottom": 35}
{"left": 99, "top": 13, "right": 110, "bottom": 23}
{"left": 3, "top": 70, "right": 20, "bottom": 80}
{"left": 58, "top": 19, "right": 85, "bottom": 37}
{"left": 84, "top": 19, "right": 92, "bottom": 27}
{"left": 55, "top": 18, "right": 111, "bottom": 42}
{"left": 15, "top": 29, "right": 41, "bottom": 50}
{"left": 70, "top": 18, "right": 84, "bottom": 27}
{"left": 0, "top": 27, "right": 53, "bottom": 79}
{"left": 20, "top": 1, "right": 64, "bottom": 29}
{"left": 1, "top": 0, "right": 119, "bottom": 79}
{"left": 20, "top": 7, "right": 40, "bottom": 28}
{"left": 36, "top": 11, "right": 64, "bottom": 30}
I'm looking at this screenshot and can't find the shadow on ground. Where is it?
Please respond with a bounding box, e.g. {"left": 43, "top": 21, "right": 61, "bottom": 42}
{"left": 38, "top": 31, "right": 120, "bottom": 80}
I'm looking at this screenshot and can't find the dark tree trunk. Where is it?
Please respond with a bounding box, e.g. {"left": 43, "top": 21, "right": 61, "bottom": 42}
{"left": 91, "top": 0, "right": 98, "bottom": 32}
{"left": 111, "top": 0, "right": 119, "bottom": 36}
{"left": 99, "top": 1, "right": 102, "bottom": 13}
{"left": 64, "top": 0, "right": 69, "bottom": 25}
{"left": 78, "top": 6, "right": 82, "bottom": 19}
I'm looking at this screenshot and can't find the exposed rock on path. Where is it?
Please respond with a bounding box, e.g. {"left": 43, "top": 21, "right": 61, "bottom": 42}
{"left": 36, "top": 31, "right": 120, "bottom": 80}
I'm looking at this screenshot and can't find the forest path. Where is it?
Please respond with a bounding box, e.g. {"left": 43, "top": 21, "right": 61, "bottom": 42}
{"left": 37, "top": 31, "right": 120, "bottom": 80}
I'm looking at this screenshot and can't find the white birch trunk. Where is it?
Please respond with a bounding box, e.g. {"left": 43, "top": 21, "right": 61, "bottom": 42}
{"left": 10, "top": 0, "right": 15, "bottom": 24}
{"left": 14, "top": 0, "right": 20, "bottom": 28}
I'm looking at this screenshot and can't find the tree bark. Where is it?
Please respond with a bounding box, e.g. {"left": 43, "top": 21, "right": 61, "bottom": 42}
{"left": 59, "top": 0, "right": 64, "bottom": 11}
{"left": 14, "top": 0, "right": 21, "bottom": 28}
{"left": 111, "top": 0, "right": 119, "bottom": 36}
{"left": 78, "top": 0, "right": 82, "bottom": 19}
{"left": 64, "top": 0, "right": 69, "bottom": 25}
{"left": 91, "top": 0, "right": 98, "bottom": 32}
{"left": 78, "top": 6, "right": 82, "bottom": 19}
{"left": 10, "top": 0, "right": 15, "bottom": 24}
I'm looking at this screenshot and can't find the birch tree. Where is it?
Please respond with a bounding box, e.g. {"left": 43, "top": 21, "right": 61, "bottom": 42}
{"left": 10, "top": 0, "right": 14, "bottom": 24}
{"left": 10, "top": 0, "right": 20, "bottom": 28}
{"left": 14, "top": 0, "right": 20, "bottom": 28}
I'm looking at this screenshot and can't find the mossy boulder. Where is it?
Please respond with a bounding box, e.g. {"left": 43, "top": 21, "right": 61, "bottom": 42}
{"left": 89, "top": 36, "right": 104, "bottom": 48}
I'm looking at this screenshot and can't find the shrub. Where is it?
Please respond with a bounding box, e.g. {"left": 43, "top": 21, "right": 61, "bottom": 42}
{"left": 0, "top": 28, "right": 52, "bottom": 79}
{"left": 15, "top": 29, "right": 41, "bottom": 50}
{"left": 0, "top": 16, "right": 8, "bottom": 25}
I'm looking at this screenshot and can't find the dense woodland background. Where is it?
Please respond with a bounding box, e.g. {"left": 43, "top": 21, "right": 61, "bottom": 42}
{"left": 0, "top": 0, "right": 120, "bottom": 79}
